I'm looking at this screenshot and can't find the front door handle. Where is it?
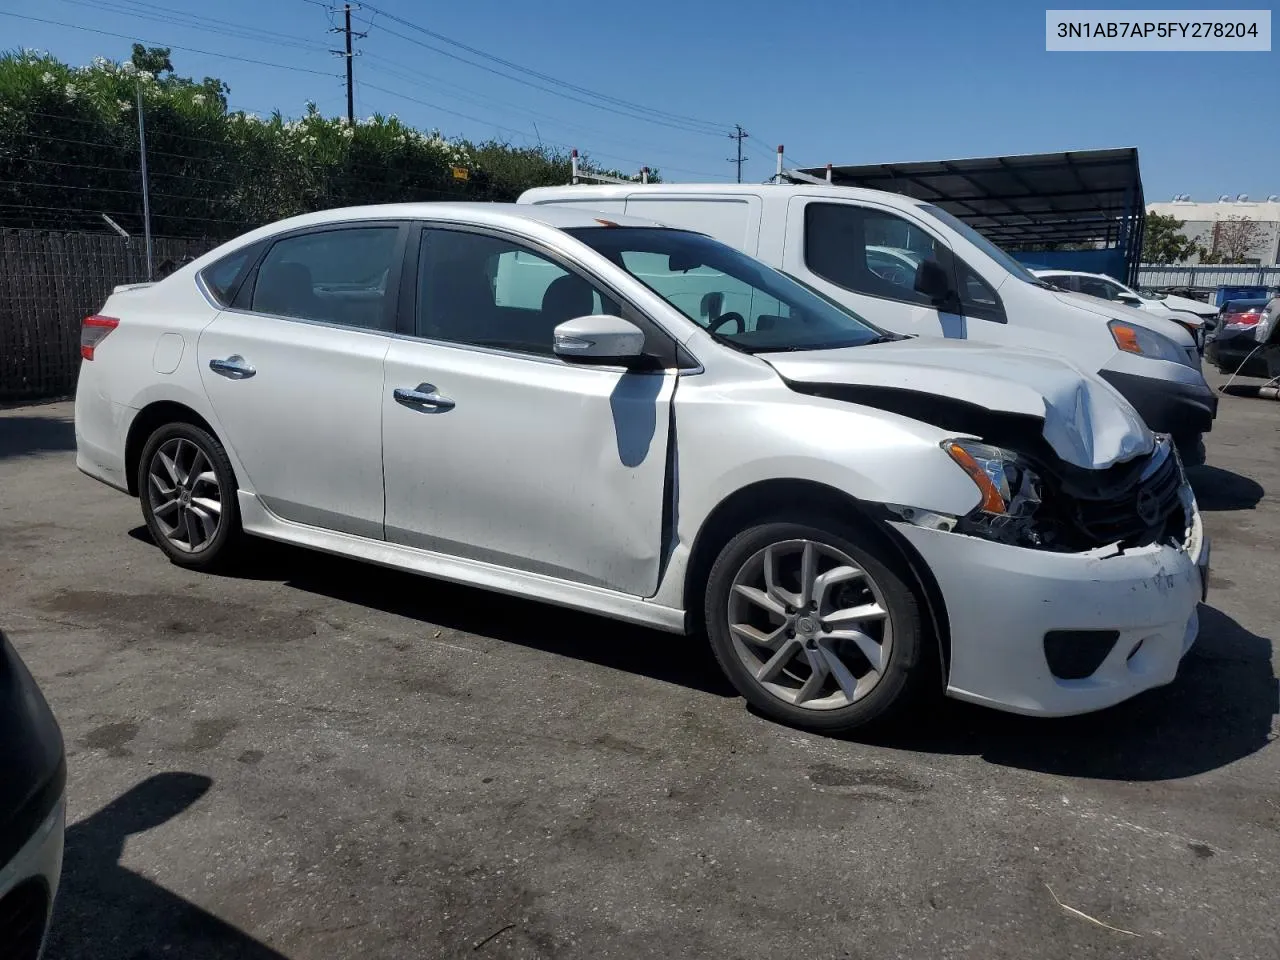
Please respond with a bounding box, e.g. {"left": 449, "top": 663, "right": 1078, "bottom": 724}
{"left": 209, "top": 355, "right": 256, "bottom": 379}
{"left": 394, "top": 384, "right": 455, "bottom": 412}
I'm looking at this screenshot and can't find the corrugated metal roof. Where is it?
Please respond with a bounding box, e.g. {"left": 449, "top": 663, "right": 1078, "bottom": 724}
{"left": 799, "top": 148, "right": 1144, "bottom": 248}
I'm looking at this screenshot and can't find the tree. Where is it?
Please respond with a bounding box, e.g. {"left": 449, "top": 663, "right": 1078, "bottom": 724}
{"left": 1141, "top": 212, "right": 1198, "bottom": 264}
{"left": 130, "top": 44, "right": 173, "bottom": 77}
{"left": 1203, "top": 216, "right": 1267, "bottom": 264}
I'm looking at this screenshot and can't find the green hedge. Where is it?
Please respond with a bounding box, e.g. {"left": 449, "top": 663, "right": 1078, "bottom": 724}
{"left": 0, "top": 47, "right": 653, "bottom": 239}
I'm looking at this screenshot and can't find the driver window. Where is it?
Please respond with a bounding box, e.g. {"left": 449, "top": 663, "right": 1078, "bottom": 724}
{"left": 417, "top": 229, "right": 618, "bottom": 356}
{"left": 803, "top": 203, "right": 945, "bottom": 307}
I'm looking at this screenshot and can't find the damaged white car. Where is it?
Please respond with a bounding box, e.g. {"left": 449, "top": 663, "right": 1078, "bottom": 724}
{"left": 74, "top": 204, "right": 1210, "bottom": 732}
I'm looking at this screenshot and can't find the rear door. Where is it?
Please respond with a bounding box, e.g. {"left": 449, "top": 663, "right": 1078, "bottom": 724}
{"left": 197, "top": 222, "right": 406, "bottom": 538}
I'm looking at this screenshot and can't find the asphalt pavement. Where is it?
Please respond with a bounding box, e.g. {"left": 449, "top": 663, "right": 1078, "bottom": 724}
{"left": 2, "top": 371, "right": 1277, "bottom": 960}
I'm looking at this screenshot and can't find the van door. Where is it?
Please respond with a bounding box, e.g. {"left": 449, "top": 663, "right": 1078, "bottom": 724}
{"left": 781, "top": 196, "right": 1010, "bottom": 343}
{"left": 623, "top": 195, "right": 762, "bottom": 256}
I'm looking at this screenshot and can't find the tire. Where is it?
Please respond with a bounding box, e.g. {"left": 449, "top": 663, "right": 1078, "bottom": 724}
{"left": 136, "top": 421, "right": 242, "bottom": 570}
{"left": 703, "top": 518, "right": 929, "bottom": 734}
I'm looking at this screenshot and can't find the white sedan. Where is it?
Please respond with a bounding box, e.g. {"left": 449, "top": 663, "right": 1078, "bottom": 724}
{"left": 75, "top": 204, "right": 1208, "bottom": 732}
{"left": 1031, "top": 269, "right": 1214, "bottom": 348}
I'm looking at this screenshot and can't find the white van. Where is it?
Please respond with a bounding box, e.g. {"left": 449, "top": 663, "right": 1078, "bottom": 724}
{"left": 518, "top": 183, "right": 1218, "bottom": 464}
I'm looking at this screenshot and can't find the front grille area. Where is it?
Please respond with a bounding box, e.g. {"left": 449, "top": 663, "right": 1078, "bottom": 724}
{"left": 1069, "top": 441, "right": 1185, "bottom": 547}
{"left": 0, "top": 879, "right": 50, "bottom": 960}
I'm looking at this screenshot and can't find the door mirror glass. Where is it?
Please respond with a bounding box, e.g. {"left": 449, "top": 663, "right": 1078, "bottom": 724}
{"left": 553, "top": 315, "right": 647, "bottom": 364}
{"left": 913, "top": 258, "right": 952, "bottom": 302}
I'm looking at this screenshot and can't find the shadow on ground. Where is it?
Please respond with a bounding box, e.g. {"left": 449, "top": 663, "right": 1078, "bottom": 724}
{"left": 128, "top": 527, "right": 735, "bottom": 698}
{"left": 0, "top": 415, "right": 75, "bottom": 460}
{"left": 45, "top": 772, "right": 289, "bottom": 960}
{"left": 861, "top": 604, "right": 1277, "bottom": 781}
{"left": 1189, "top": 464, "right": 1265, "bottom": 511}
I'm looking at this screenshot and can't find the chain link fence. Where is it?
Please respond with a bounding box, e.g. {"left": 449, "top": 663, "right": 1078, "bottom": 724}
{"left": 0, "top": 229, "right": 214, "bottom": 402}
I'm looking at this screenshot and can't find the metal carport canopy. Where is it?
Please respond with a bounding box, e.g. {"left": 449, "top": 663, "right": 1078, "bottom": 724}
{"left": 798, "top": 148, "right": 1144, "bottom": 248}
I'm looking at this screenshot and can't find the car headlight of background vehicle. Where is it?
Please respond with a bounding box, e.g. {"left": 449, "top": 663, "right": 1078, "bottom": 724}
{"left": 1108, "top": 319, "right": 1195, "bottom": 366}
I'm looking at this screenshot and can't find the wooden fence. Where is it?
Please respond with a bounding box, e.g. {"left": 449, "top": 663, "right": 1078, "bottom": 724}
{"left": 0, "top": 230, "right": 216, "bottom": 401}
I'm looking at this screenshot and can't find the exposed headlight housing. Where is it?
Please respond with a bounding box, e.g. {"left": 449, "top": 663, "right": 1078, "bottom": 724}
{"left": 1108, "top": 319, "right": 1195, "bottom": 366}
{"left": 942, "top": 440, "right": 1046, "bottom": 546}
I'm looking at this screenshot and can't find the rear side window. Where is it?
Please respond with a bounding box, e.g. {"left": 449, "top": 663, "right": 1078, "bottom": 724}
{"left": 1076, "top": 276, "right": 1124, "bottom": 301}
{"left": 803, "top": 203, "right": 943, "bottom": 307}
{"left": 200, "top": 243, "right": 261, "bottom": 307}
{"left": 250, "top": 227, "right": 399, "bottom": 330}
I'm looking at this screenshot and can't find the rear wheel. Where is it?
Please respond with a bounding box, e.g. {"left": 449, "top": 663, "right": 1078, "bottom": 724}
{"left": 704, "top": 518, "right": 928, "bottom": 733}
{"left": 137, "top": 422, "right": 241, "bottom": 570}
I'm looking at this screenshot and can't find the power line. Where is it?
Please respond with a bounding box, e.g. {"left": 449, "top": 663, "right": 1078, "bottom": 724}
{"left": 48, "top": 0, "right": 331, "bottom": 53}
{"left": 0, "top": 11, "right": 339, "bottom": 77}
{"left": 348, "top": 12, "right": 727, "bottom": 138}
{"left": 355, "top": 2, "right": 727, "bottom": 135}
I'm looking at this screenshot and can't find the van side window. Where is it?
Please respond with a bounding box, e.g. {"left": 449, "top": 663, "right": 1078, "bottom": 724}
{"left": 803, "top": 203, "right": 944, "bottom": 307}
{"left": 956, "top": 261, "right": 1005, "bottom": 322}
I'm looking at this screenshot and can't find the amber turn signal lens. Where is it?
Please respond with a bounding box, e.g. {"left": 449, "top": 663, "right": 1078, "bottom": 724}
{"left": 1110, "top": 323, "right": 1143, "bottom": 354}
{"left": 945, "top": 442, "right": 1006, "bottom": 514}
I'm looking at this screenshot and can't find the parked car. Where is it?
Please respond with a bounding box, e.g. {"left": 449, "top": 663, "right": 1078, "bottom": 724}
{"left": 518, "top": 184, "right": 1217, "bottom": 466}
{"left": 0, "top": 628, "right": 66, "bottom": 960}
{"left": 1206, "top": 298, "right": 1271, "bottom": 376}
{"left": 1031, "top": 269, "right": 1213, "bottom": 349}
{"left": 76, "top": 203, "right": 1209, "bottom": 733}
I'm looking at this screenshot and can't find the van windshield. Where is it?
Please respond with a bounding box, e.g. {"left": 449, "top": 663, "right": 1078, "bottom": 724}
{"left": 567, "top": 226, "right": 892, "bottom": 353}
{"left": 918, "top": 204, "right": 1049, "bottom": 287}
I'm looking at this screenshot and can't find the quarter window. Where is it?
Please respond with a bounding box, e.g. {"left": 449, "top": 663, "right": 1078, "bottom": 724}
{"left": 200, "top": 242, "right": 262, "bottom": 307}
{"left": 417, "top": 230, "right": 618, "bottom": 356}
{"left": 251, "top": 226, "right": 399, "bottom": 330}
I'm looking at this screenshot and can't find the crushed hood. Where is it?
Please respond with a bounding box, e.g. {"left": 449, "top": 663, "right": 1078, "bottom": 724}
{"left": 762, "top": 339, "right": 1154, "bottom": 470}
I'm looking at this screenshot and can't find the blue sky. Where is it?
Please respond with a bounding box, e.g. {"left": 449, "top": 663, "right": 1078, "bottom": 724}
{"left": 3, "top": 0, "right": 1275, "bottom": 200}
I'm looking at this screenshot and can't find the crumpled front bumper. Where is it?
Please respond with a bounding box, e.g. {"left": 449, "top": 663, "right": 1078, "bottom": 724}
{"left": 890, "top": 487, "right": 1208, "bottom": 717}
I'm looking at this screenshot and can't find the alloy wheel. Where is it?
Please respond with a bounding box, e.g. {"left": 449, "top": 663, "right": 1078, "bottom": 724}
{"left": 146, "top": 437, "right": 223, "bottom": 553}
{"left": 726, "top": 539, "right": 894, "bottom": 710}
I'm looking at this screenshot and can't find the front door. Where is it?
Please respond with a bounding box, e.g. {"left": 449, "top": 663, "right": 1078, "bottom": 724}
{"left": 197, "top": 223, "right": 405, "bottom": 538}
{"left": 382, "top": 226, "right": 675, "bottom": 596}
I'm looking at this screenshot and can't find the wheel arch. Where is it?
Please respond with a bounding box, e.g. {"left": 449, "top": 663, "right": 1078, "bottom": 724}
{"left": 124, "top": 401, "right": 222, "bottom": 496}
{"left": 682, "top": 477, "right": 951, "bottom": 687}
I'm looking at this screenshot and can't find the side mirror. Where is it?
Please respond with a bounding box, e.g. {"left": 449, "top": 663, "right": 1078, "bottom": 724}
{"left": 1117, "top": 292, "right": 1142, "bottom": 306}
{"left": 553, "top": 315, "right": 647, "bottom": 365}
{"left": 700, "top": 291, "right": 724, "bottom": 320}
{"left": 913, "top": 258, "right": 952, "bottom": 303}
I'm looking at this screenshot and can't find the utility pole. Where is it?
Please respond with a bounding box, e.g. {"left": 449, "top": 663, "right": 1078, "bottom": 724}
{"left": 727, "top": 124, "right": 747, "bottom": 183}
{"left": 330, "top": 3, "right": 366, "bottom": 126}
{"left": 136, "top": 85, "right": 153, "bottom": 281}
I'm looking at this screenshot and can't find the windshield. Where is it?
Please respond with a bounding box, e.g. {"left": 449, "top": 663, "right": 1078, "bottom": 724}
{"left": 567, "top": 227, "right": 889, "bottom": 353}
{"left": 918, "top": 204, "right": 1047, "bottom": 286}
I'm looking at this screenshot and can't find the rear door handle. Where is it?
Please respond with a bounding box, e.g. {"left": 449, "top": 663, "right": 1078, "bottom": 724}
{"left": 209, "top": 355, "right": 256, "bottom": 379}
{"left": 394, "top": 384, "right": 455, "bottom": 412}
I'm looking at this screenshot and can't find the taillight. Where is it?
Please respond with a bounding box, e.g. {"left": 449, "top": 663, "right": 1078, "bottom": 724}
{"left": 1223, "top": 310, "right": 1261, "bottom": 330}
{"left": 81, "top": 315, "right": 119, "bottom": 360}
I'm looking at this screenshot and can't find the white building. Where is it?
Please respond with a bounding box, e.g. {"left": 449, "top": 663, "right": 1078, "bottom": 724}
{"left": 1146, "top": 197, "right": 1280, "bottom": 265}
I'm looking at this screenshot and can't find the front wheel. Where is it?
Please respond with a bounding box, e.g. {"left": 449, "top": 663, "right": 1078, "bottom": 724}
{"left": 137, "top": 422, "right": 242, "bottom": 570}
{"left": 703, "top": 519, "right": 928, "bottom": 734}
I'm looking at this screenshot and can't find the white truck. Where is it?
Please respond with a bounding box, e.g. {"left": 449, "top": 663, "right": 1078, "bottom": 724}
{"left": 519, "top": 182, "right": 1218, "bottom": 464}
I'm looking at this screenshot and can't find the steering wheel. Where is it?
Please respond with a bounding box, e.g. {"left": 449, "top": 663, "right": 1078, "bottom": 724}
{"left": 870, "top": 263, "right": 911, "bottom": 286}
{"left": 709, "top": 311, "right": 746, "bottom": 335}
